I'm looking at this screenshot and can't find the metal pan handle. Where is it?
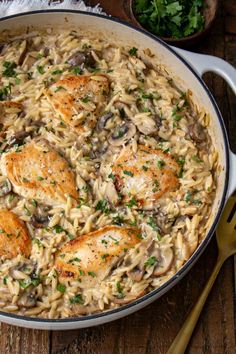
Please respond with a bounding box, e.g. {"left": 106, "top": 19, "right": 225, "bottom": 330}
{"left": 172, "top": 47, "right": 236, "bottom": 197}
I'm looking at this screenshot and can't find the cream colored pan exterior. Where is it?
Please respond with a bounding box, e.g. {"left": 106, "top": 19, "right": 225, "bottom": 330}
{"left": 0, "top": 11, "right": 235, "bottom": 330}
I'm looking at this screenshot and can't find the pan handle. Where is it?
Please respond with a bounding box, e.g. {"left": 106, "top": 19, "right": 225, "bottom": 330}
{"left": 172, "top": 47, "right": 236, "bottom": 196}
{"left": 172, "top": 47, "right": 236, "bottom": 94}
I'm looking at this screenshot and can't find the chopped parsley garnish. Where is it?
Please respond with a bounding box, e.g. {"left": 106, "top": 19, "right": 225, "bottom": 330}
{"left": 126, "top": 196, "right": 137, "bottom": 208}
{"left": 70, "top": 294, "right": 84, "bottom": 304}
{"left": 129, "top": 47, "right": 138, "bottom": 56}
{"left": 81, "top": 96, "right": 90, "bottom": 103}
{"left": 192, "top": 155, "right": 203, "bottom": 163}
{"left": 152, "top": 179, "right": 159, "bottom": 192}
{"left": 108, "top": 173, "right": 115, "bottom": 180}
{"left": 142, "top": 165, "right": 148, "bottom": 171}
{"left": 172, "top": 104, "right": 183, "bottom": 122}
{"left": 185, "top": 191, "right": 192, "bottom": 203}
{"left": 116, "top": 281, "right": 124, "bottom": 296}
{"left": 69, "top": 66, "right": 82, "bottom": 75}
{"left": 88, "top": 271, "right": 96, "bottom": 277}
{"left": 37, "top": 176, "right": 44, "bottom": 181}
{"left": 8, "top": 194, "right": 15, "bottom": 203}
{"left": 112, "top": 215, "right": 124, "bottom": 226}
{"left": 130, "top": 220, "right": 137, "bottom": 227}
{"left": 177, "top": 156, "right": 185, "bottom": 178}
{"left": 0, "top": 83, "right": 13, "bottom": 101}
{"left": 53, "top": 224, "right": 65, "bottom": 233}
{"left": 31, "top": 199, "right": 37, "bottom": 207}
{"left": 123, "top": 170, "right": 134, "bottom": 177}
{"left": 101, "top": 254, "right": 109, "bottom": 261}
{"left": 3, "top": 276, "right": 8, "bottom": 285}
{"left": 68, "top": 257, "right": 81, "bottom": 264}
{"left": 2, "top": 61, "right": 17, "bottom": 77}
{"left": 96, "top": 199, "right": 110, "bottom": 214}
{"left": 57, "top": 283, "right": 66, "bottom": 293}
{"left": 157, "top": 160, "right": 165, "bottom": 169}
{"left": 147, "top": 217, "right": 160, "bottom": 233}
{"left": 22, "top": 177, "right": 29, "bottom": 183}
{"left": 145, "top": 256, "right": 157, "bottom": 267}
{"left": 52, "top": 69, "right": 63, "bottom": 75}
{"left": 37, "top": 65, "right": 45, "bottom": 75}
{"left": 55, "top": 86, "right": 66, "bottom": 92}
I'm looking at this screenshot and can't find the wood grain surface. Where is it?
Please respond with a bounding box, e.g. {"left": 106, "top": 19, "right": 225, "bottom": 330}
{"left": 0, "top": 0, "right": 236, "bottom": 353}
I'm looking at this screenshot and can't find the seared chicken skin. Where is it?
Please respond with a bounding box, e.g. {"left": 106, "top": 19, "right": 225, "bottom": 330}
{"left": 44, "top": 74, "right": 110, "bottom": 132}
{"left": 55, "top": 226, "right": 141, "bottom": 288}
{"left": 112, "top": 145, "right": 180, "bottom": 208}
{"left": 0, "top": 210, "right": 31, "bottom": 259}
{"left": 1, "top": 141, "right": 79, "bottom": 206}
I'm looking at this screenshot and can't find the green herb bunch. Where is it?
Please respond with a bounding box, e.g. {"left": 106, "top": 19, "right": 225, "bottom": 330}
{"left": 134, "top": 0, "right": 205, "bottom": 39}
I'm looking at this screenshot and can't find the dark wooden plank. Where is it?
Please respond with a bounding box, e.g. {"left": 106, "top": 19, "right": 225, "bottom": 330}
{"left": 0, "top": 323, "right": 50, "bottom": 354}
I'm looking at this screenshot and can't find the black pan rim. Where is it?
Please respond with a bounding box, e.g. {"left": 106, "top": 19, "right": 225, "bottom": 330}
{"left": 0, "top": 9, "right": 230, "bottom": 324}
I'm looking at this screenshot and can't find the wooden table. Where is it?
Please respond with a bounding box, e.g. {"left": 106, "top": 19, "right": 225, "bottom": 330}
{"left": 0, "top": 1, "right": 236, "bottom": 353}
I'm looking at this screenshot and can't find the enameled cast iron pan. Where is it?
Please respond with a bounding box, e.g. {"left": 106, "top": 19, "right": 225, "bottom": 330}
{"left": 0, "top": 10, "right": 235, "bottom": 330}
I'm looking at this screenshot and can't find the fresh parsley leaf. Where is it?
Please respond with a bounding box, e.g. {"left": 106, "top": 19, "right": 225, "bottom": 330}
{"left": 57, "top": 284, "right": 66, "bottom": 293}
{"left": 70, "top": 294, "right": 84, "bottom": 304}
{"left": 145, "top": 256, "right": 157, "bottom": 267}
{"left": 37, "top": 65, "right": 45, "bottom": 75}
{"left": 2, "top": 61, "right": 17, "bottom": 77}
{"left": 129, "top": 47, "right": 138, "bottom": 56}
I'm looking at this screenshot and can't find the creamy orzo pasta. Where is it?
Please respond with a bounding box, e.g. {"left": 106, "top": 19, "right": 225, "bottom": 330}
{"left": 0, "top": 29, "right": 217, "bottom": 318}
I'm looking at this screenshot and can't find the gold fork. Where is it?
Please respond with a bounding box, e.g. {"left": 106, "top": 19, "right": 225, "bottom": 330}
{"left": 167, "top": 194, "right": 236, "bottom": 354}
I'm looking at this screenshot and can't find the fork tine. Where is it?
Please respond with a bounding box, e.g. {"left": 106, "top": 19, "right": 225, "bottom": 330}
{"left": 218, "top": 195, "right": 236, "bottom": 226}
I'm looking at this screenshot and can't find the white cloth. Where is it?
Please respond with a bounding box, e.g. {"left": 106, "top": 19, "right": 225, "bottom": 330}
{"left": 0, "top": 0, "right": 106, "bottom": 18}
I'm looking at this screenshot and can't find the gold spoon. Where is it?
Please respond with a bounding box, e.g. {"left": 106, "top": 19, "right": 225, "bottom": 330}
{"left": 167, "top": 194, "right": 236, "bottom": 354}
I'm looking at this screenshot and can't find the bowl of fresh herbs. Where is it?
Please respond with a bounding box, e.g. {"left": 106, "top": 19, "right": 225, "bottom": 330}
{"left": 130, "top": 0, "right": 218, "bottom": 47}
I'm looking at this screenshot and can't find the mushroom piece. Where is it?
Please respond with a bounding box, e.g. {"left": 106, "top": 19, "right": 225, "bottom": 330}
{"left": 189, "top": 122, "right": 207, "bottom": 143}
{"left": 112, "top": 291, "right": 145, "bottom": 305}
{"left": 108, "top": 122, "right": 136, "bottom": 146}
{"left": 18, "top": 40, "right": 28, "bottom": 66}
{"left": 6, "top": 131, "right": 32, "bottom": 150}
{"left": 31, "top": 214, "right": 49, "bottom": 228}
{"left": 0, "top": 43, "right": 6, "bottom": 55}
{"left": 96, "top": 112, "right": 114, "bottom": 131}
{"left": 0, "top": 178, "right": 12, "bottom": 197}
{"left": 153, "top": 248, "right": 174, "bottom": 277}
{"left": 67, "top": 50, "right": 96, "bottom": 68}
{"left": 30, "top": 205, "right": 50, "bottom": 228}
{"left": 127, "top": 266, "right": 145, "bottom": 282}
{"left": 17, "top": 292, "right": 36, "bottom": 308}
{"left": 89, "top": 141, "right": 108, "bottom": 159}
{"left": 127, "top": 257, "right": 145, "bottom": 282}
{"left": 132, "top": 114, "right": 158, "bottom": 135}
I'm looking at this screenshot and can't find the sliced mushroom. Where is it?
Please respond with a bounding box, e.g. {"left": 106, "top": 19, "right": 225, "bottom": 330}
{"left": 17, "top": 292, "right": 36, "bottom": 308}
{"left": 5, "top": 131, "right": 32, "bottom": 150}
{"left": 31, "top": 215, "right": 49, "bottom": 228}
{"left": 112, "top": 291, "right": 145, "bottom": 305}
{"left": 108, "top": 122, "right": 136, "bottom": 146}
{"left": 18, "top": 40, "right": 28, "bottom": 66}
{"left": 189, "top": 122, "right": 207, "bottom": 143}
{"left": 127, "top": 266, "right": 145, "bottom": 282}
{"left": 0, "top": 43, "right": 6, "bottom": 55}
{"left": 89, "top": 141, "right": 108, "bottom": 159}
{"left": 153, "top": 248, "right": 174, "bottom": 276}
{"left": 67, "top": 50, "right": 96, "bottom": 68}
{"left": 0, "top": 178, "right": 12, "bottom": 197}
{"left": 132, "top": 114, "right": 158, "bottom": 135}
{"left": 30, "top": 205, "right": 50, "bottom": 228}
{"left": 96, "top": 112, "right": 114, "bottom": 131}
